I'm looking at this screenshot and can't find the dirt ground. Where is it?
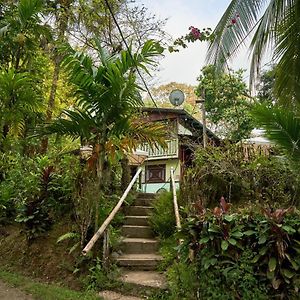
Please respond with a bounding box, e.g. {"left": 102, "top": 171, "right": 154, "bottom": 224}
{"left": 0, "top": 222, "right": 81, "bottom": 290}
{"left": 0, "top": 280, "right": 34, "bottom": 300}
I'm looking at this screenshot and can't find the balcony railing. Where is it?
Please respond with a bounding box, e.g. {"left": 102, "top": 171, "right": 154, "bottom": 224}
{"left": 139, "top": 139, "right": 178, "bottom": 160}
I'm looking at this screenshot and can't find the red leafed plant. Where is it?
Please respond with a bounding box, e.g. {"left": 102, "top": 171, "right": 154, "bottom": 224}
{"left": 213, "top": 196, "right": 231, "bottom": 217}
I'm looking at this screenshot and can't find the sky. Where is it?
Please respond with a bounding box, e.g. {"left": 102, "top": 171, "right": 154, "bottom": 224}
{"left": 138, "top": 0, "right": 252, "bottom": 86}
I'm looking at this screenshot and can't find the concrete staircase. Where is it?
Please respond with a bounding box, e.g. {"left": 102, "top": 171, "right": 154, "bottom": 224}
{"left": 115, "top": 193, "right": 163, "bottom": 270}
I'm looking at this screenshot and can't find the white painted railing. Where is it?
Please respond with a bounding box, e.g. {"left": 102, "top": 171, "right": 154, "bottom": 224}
{"left": 82, "top": 167, "right": 142, "bottom": 256}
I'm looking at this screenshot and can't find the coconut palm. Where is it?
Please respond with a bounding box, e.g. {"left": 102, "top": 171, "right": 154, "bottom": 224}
{"left": 207, "top": 0, "right": 300, "bottom": 102}
{"left": 207, "top": 0, "right": 300, "bottom": 164}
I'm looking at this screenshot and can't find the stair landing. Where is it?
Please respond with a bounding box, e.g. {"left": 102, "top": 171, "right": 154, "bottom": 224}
{"left": 120, "top": 270, "right": 167, "bottom": 289}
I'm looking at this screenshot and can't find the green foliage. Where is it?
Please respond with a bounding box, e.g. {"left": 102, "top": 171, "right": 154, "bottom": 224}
{"left": 42, "top": 39, "right": 164, "bottom": 145}
{"left": 252, "top": 105, "right": 300, "bottom": 167}
{"left": 149, "top": 192, "right": 176, "bottom": 238}
{"left": 196, "top": 65, "right": 254, "bottom": 141}
{"left": 176, "top": 201, "right": 300, "bottom": 299}
{"left": 257, "top": 66, "right": 277, "bottom": 106}
{"left": 0, "top": 0, "right": 50, "bottom": 69}
{"left": 0, "top": 268, "right": 100, "bottom": 300}
{"left": 57, "top": 232, "right": 81, "bottom": 254}
{"left": 206, "top": 0, "right": 300, "bottom": 104}
{"left": 0, "top": 152, "right": 80, "bottom": 234}
{"left": 85, "top": 258, "right": 121, "bottom": 291}
{"left": 157, "top": 236, "right": 178, "bottom": 271}
{"left": 14, "top": 166, "right": 54, "bottom": 241}
{"left": 166, "top": 262, "right": 198, "bottom": 299}
{"left": 182, "top": 144, "right": 300, "bottom": 208}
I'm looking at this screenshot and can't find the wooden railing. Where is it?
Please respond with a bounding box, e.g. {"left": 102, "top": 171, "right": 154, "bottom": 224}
{"left": 170, "top": 167, "right": 181, "bottom": 229}
{"left": 82, "top": 167, "right": 143, "bottom": 256}
{"left": 139, "top": 139, "right": 178, "bottom": 159}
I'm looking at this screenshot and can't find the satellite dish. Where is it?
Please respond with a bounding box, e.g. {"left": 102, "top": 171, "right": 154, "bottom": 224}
{"left": 169, "top": 89, "right": 185, "bottom": 107}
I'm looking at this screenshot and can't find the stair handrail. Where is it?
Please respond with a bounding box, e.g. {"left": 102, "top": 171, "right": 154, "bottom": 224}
{"left": 170, "top": 167, "right": 181, "bottom": 229}
{"left": 82, "top": 167, "right": 143, "bottom": 256}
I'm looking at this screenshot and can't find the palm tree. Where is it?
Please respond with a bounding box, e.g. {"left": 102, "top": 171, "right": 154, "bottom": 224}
{"left": 40, "top": 39, "right": 166, "bottom": 230}
{"left": 42, "top": 39, "right": 165, "bottom": 184}
{"left": 207, "top": 0, "right": 300, "bottom": 164}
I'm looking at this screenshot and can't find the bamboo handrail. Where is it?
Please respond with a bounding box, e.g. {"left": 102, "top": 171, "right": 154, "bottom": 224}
{"left": 82, "top": 167, "right": 143, "bottom": 255}
{"left": 170, "top": 167, "right": 181, "bottom": 229}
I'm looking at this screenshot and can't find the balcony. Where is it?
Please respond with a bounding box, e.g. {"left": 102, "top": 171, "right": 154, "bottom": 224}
{"left": 139, "top": 139, "right": 178, "bottom": 160}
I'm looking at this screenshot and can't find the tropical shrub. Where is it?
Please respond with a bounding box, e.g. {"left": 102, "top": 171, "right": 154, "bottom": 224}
{"left": 181, "top": 144, "right": 300, "bottom": 208}
{"left": 149, "top": 192, "right": 176, "bottom": 238}
{"left": 0, "top": 152, "right": 80, "bottom": 237}
{"left": 175, "top": 200, "right": 300, "bottom": 299}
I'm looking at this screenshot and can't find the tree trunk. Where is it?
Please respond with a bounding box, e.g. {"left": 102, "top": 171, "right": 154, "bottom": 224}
{"left": 40, "top": 55, "right": 61, "bottom": 153}
{"left": 121, "top": 156, "right": 131, "bottom": 192}
{"left": 40, "top": 1, "right": 71, "bottom": 153}
{"left": 94, "top": 141, "right": 106, "bottom": 232}
{"left": 0, "top": 124, "right": 9, "bottom": 152}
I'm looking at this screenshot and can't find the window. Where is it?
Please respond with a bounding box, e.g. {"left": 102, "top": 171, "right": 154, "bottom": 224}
{"left": 145, "top": 164, "right": 166, "bottom": 183}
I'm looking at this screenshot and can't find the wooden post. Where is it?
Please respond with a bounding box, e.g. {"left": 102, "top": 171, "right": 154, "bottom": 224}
{"left": 170, "top": 167, "right": 181, "bottom": 229}
{"left": 103, "top": 229, "right": 109, "bottom": 270}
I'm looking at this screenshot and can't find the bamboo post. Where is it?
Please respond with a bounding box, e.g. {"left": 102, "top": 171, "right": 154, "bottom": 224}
{"left": 103, "top": 229, "right": 109, "bottom": 270}
{"left": 82, "top": 167, "right": 142, "bottom": 255}
{"left": 170, "top": 167, "right": 181, "bottom": 229}
{"left": 201, "top": 89, "right": 207, "bottom": 149}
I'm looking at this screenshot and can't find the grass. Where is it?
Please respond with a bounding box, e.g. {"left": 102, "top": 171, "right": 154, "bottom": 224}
{"left": 0, "top": 269, "right": 102, "bottom": 300}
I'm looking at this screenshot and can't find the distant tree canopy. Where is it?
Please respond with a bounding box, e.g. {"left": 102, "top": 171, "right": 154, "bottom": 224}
{"left": 196, "top": 65, "right": 254, "bottom": 141}
{"left": 0, "top": 0, "right": 168, "bottom": 153}
{"left": 145, "top": 82, "right": 197, "bottom": 106}
{"left": 256, "top": 65, "right": 276, "bottom": 106}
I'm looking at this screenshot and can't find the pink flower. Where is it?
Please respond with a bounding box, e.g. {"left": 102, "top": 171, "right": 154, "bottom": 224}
{"left": 231, "top": 18, "right": 237, "bottom": 24}
{"left": 190, "top": 27, "right": 201, "bottom": 39}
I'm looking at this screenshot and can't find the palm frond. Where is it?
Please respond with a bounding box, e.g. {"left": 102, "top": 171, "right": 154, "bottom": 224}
{"left": 249, "top": 0, "right": 296, "bottom": 87}
{"left": 206, "top": 0, "right": 266, "bottom": 69}
{"left": 41, "top": 109, "right": 97, "bottom": 141}
{"left": 18, "top": 0, "right": 43, "bottom": 25}
{"left": 45, "top": 40, "right": 163, "bottom": 146}
{"left": 252, "top": 104, "right": 300, "bottom": 163}
{"left": 106, "top": 116, "right": 167, "bottom": 157}
{"left": 273, "top": 1, "right": 300, "bottom": 102}
{"left": 0, "top": 68, "right": 43, "bottom": 120}
{"left": 60, "top": 50, "right": 95, "bottom": 89}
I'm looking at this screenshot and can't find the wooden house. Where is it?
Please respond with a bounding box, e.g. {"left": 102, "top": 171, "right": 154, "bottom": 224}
{"left": 130, "top": 107, "right": 220, "bottom": 193}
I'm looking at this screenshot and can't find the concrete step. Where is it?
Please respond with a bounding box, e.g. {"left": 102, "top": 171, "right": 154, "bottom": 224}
{"left": 133, "top": 198, "right": 154, "bottom": 207}
{"left": 115, "top": 254, "right": 163, "bottom": 270}
{"left": 124, "top": 206, "right": 154, "bottom": 216}
{"left": 136, "top": 193, "right": 156, "bottom": 199}
{"left": 124, "top": 216, "right": 149, "bottom": 226}
{"left": 122, "top": 225, "right": 153, "bottom": 238}
{"left": 120, "top": 238, "right": 159, "bottom": 254}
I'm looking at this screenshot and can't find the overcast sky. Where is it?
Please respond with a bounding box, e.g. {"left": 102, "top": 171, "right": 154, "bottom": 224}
{"left": 139, "top": 0, "right": 252, "bottom": 86}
